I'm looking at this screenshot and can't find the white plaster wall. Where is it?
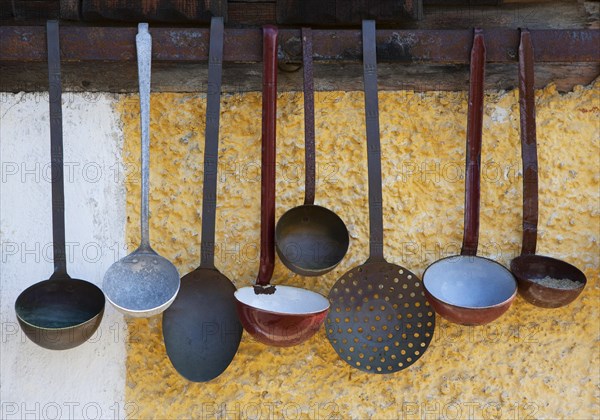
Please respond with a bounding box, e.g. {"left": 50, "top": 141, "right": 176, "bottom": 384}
{"left": 0, "top": 93, "right": 127, "bottom": 420}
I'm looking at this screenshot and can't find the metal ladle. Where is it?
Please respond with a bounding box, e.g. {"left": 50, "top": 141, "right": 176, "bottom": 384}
{"left": 422, "top": 29, "right": 517, "bottom": 326}
{"left": 103, "top": 23, "right": 180, "bottom": 317}
{"left": 15, "top": 20, "right": 105, "bottom": 350}
{"left": 275, "top": 28, "right": 349, "bottom": 276}
{"left": 234, "top": 25, "right": 330, "bottom": 347}
{"left": 509, "top": 29, "right": 587, "bottom": 307}
{"left": 162, "top": 17, "right": 243, "bottom": 382}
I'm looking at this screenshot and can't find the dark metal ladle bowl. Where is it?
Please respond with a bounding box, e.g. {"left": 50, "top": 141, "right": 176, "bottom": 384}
{"left": 510, "top": 255, "right": 586, "bottom": 308}
{"left": 15, "top": 277, "right": 105, "bottom": 350}
{"left": 275, "top": 204, "right": 349, "bottom": 276}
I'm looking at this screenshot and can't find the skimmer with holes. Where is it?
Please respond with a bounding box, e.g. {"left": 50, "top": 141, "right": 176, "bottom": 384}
{"left": 325, "top": 20, "right": 435, "bottom": 374}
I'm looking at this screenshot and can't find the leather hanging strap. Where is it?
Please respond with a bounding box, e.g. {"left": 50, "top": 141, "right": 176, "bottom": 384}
{"left": 200, "top": 17, "right": 225, "bottom": 269}
{"left": 461, "top": 28, "right": 486, "bottom": 257}
{"left": 47, "top": 20, "right": 68, "bottom": 276}
{"left": 518, "top": 28, "right": 539, "bottom": 256}
{"left": 302, "top": 27, "right": 316, "bottom": 206}
{"left": 362, "top": 20, "right": 385, "bottom": 263}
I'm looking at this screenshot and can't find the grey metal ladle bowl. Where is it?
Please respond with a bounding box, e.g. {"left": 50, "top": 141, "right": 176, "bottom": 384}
{"left": 103, "top": 23, "right": 180, "bottom": 317}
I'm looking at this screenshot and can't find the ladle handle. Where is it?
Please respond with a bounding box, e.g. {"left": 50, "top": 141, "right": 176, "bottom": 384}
{"left": 461, "top": 28, "right": 486, "bottom": 257}
{"left": 256, "top": 25, "right": 278, "bottom": 287}
{"left": 518, "top": 28, "right": 539, "bottom": 256}
{"left": 47, "top": 20, "right": 68, "bottom": 276}
{"left": 362, "top": 20, "right": 385, "bottom": 263}
{"left": 302, "top": 27, "right": 316, "bottom": 206}
{"left": 137, "top": 23, "right": 152, "bottom": 250}
{"left": 200, "top": 17, "right": 225, "bottom": 269}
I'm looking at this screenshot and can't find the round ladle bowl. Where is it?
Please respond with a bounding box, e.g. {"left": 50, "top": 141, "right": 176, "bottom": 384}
{"left": 510, "top": 254, "right": 586, "bottom": 308}
{"left": 423, "top": 256, "right": 517, "bottom": 325}
{"left": 16, "top": 277, "right": 105, "bottom": 350}
{"left": 275, "top": 205, "right": 349, "bottom": 275}
{"left": 235, "top": 286, "right": 330, "bottom": 346}
{"left": 103, "top": 250, "right": 180, "bottom": 317}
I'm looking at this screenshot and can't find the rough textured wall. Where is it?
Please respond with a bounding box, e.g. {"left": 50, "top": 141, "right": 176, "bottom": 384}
{"left": 119, "top": 82, "right": 599, "bottom": 419}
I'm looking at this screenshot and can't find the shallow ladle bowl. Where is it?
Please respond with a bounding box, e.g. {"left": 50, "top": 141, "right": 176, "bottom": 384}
{"left": 510, "top": 255, "right": 586, "bottom": 308}
{"left": 16, "top": 276, "right": 105, "bottom": 350}
{"left": 103, "top": 248, "right": 180, "bottom": 317}
{"left": 276, "top": 204, "right": 349, "bottom": 276}
{"left": 423, "top": 255, "right": 517, "bottom": 325}
{"left": 235, "top": 285, "right": 330, "bottom": 347}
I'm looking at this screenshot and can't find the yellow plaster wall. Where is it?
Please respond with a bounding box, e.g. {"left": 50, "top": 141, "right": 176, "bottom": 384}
{"left": 118, "top": 81, "right": 599, "bottom": 419}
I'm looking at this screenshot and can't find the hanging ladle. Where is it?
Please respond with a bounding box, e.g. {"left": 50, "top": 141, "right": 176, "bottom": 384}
{"left": 103, "top": 23, "right": 180, "bottom": 317}
{"left": 14, "top": 20, "right": 105, "bottom": 350}
{"left": 422, "top": 29, "right": 517, "bottom": 326}
{"left": 325, "top": 20, "right": 436, "bottom": 374}
{"left": 162, "top": 17, "right": 243, "bottom": 382}
{"left": 234, "top": 25, "right": 330, "bottom": 347}
{"left": 509, "top": 29, "right": 587, "bottom": 308}
{"left": 275, "top": 27, "right": 349, "bottom": 276}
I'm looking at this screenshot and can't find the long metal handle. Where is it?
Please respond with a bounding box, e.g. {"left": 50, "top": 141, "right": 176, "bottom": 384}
{"left": 302, "top": 27, "right": 316, "bottom": 206}
{"left": 137, "top": 23, "right": 152, "bottom": 250}
{"left": 518, "top": 28, "right": 539, "bottom": 256}
{"left": 200, "top": 17, "right": 225, "bottom": 269}
{"left": 255, "top": 25, "right": 277, "bottom": 287}
{"left": 460, "top": 28, "right": 485, "bottom": 257}
{"left": 47, "top": 20, "right": 68, "bottom": 277}
{"left": 362, "top": 20, "right": 385, "bottom": 263}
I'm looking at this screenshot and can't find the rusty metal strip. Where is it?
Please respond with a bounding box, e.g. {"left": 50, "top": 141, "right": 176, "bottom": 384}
{"left": 302, "top": 27, "right": 316, "bottom": 206}
{"left": 518, "top": 29, "right": 539, "bottom": 257}
{"left": 461, "top": 28, "right": 485, "bottom": 257}
{"left": 1, "top": 26, "right": 598, "bottom": 64}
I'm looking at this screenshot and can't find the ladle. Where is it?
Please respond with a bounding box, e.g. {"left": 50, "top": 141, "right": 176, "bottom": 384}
{"left": 234, "top": 25, "right": 330, "bottom": 347}
{"left": 275, "top": 27, "right": 349, "bottom": 276}
{"left": 509, "top": 29, "right": 587, "bottom": 308}
{"left": 15, "top": 20, "right": 105, "bottom": 350}
{"left": 325, "top": 20, "right": 435, "bottom": 374}
{"left": 162, "top": 17, "right": 243, "bottom": 382}
{"left": 422, "top": 29, "right": 517, "bottom": 326}
{"left": 103, "top": 23, "right": 180, "bottom": 317}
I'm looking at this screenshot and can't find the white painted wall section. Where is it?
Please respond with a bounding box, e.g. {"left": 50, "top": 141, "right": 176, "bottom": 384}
{"left": 1, "top": 93, "right": 128, "bottom": 420}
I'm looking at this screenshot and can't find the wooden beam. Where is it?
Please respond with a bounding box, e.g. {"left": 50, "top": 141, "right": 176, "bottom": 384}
{"left": 1, "top": 27, "right": 598, "bottom": 63}
{"left": 0, "top": 0, "right": 595, "bottom": 28}
{"left": 0, "top": 27, "right": 598, "bottom": 92}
